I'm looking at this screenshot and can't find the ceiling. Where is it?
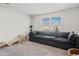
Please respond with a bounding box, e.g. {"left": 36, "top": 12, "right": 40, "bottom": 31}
{"left": 0, "top": 3, "right": 79, "bottom": 16}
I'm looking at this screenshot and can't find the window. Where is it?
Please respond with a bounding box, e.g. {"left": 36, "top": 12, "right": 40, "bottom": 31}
{"left": 42, "top": 18, "right": 49, "bottom": 25}
{"left": 42, "top": 18, "right": 50, "bottom": 31}
{"left": 42, "top": 16, "right": 61, "bottom": 31}
{"left": 51, "top": 16, "right": 61, "bottom": 32}
{"left": 51, "top": 16, "right": 61, "bottom": 25}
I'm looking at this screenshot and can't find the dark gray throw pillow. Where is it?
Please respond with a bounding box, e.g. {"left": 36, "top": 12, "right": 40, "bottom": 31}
{"left": 69, "top": 34, "right": 77, "bottom": 45}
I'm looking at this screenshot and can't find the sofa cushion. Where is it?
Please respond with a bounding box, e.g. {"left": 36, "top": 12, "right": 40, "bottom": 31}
{"left": 43, "top": 36, "right": 56, "bottom": 39}
{"left": 33, "top": 35, "right": 56, "bottom": 39}
{"left": 33, "top": 35, "right": 43, "bottom": 38}
{"left": 54, "top": 37, "right": 69, "bottom": 44}
{"left": 36, "top": 31, "right": 46, "bottom": 35}
{"left": 56, "top": 32, "right": 70, "bottom": 39}
{"left": 36, "top": 31, "right": 57, "bottom": 36}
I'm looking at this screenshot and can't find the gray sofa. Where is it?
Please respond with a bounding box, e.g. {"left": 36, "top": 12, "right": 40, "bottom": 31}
{"left": 29, "top": 31, "right": 79, "bottom": 50}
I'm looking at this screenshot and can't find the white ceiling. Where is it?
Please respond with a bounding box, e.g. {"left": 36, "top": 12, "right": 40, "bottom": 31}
{"left": 0, "top": 3, "right": 79, "bottom": 16}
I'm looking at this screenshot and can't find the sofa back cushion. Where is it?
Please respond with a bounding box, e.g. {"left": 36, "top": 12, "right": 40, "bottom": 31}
{"left": 56, "top": 32, "right": 70, "bottom": 39}
{"left": 36, "top": 31, "right": 57, "bottom": 36}
{"left": 31, "top": 31, "right": 70, "bottom": 39}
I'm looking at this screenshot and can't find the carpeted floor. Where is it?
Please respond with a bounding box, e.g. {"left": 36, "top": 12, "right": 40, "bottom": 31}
{"left": 0, "top": 41, "right": 67, "bottom": 56}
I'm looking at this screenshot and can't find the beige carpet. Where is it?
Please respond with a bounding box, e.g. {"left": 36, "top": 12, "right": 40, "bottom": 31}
{"left": 0, "top": 41, "right": 67, "bottom": 56}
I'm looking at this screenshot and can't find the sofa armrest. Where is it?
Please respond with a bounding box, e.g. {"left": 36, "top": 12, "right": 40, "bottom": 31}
{"left": 75, "top": 35, "right": 79, "bottom": 48}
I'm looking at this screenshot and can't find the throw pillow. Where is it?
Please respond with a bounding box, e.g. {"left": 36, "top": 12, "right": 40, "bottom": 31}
{"left": 68, "top": 32, "right": 74, "bottom": 39}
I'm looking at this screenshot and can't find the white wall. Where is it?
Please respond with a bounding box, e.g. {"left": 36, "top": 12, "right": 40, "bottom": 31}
{"left": 0, "top": 6, "right": 30, "bottom": 41}
{"left": 32, "top": 7, "right": 79, "bottom": 34}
